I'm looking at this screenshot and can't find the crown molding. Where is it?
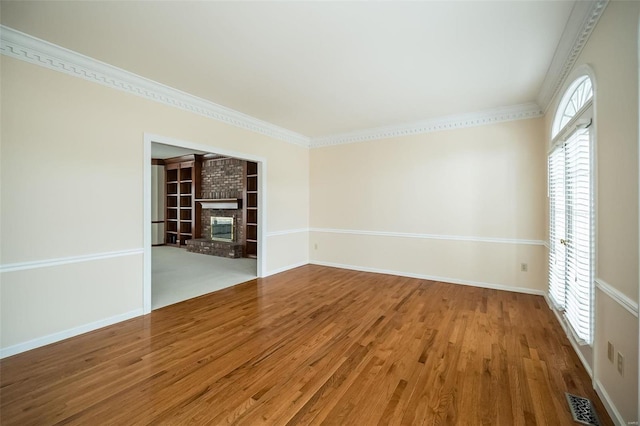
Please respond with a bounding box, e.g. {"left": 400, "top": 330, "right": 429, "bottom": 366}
{"left": 0, "top": 25, "right": 311, "bottom": 148}
{"left": 309, "top": 103, "right": 543, "bottom": 148}
{"left": 1, "top": 3, "right": 606, "bottom": 150}
{"left": 536, "top": 0, "right": 608, "bottom": 112}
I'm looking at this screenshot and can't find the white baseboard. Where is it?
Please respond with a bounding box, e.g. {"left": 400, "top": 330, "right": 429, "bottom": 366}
{"left": 545, "top": 298, "right": 594, "bottom": 378}
{"left": 309, "top": 260, "right": 546, "bottom": 296}
{"left": 264, "top": 261, "right": 309, "bottom": 277}
{"left": 0, "top": 308, "right": 143, "bottom": 359}
{"left": 595, "top": 379, "right": 626, "bottom": 426}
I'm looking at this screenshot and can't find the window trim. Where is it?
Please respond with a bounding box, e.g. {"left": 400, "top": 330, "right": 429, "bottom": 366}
{"left": 548, "top": 67, "right": 597, "bottom": 347}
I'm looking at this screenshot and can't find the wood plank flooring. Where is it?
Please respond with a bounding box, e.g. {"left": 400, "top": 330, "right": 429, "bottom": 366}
{"left": 0, "top": 265, "right": 611, "bottom": 425}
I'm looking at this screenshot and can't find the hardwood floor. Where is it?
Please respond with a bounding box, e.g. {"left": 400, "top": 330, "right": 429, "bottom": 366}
{"left": 0, "top": 265, "right": 611, "bottom": 425}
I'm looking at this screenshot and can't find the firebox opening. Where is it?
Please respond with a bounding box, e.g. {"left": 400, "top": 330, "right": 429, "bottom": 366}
{"left": 211, "top": 216, "right": 234, "bottom": 242}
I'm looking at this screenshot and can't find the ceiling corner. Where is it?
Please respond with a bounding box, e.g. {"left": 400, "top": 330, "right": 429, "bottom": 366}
{"left": 536, "top": 0, "right": 609, "bottom": 113}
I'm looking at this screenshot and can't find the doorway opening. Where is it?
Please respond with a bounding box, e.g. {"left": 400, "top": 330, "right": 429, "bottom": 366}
{"left": 143, "top": 134, "right": 266, "bottom": 313}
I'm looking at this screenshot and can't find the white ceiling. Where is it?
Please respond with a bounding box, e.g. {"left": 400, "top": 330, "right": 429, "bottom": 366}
{"left": 151, "top": 143, "right": 209, "bottom": 160}
{"left": 1, "top": 1, "right": 576, "bottom": 139}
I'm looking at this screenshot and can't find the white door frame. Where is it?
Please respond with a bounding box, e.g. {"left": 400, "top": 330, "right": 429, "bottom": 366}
{"left": 143, "top": 133, "right": 267, "bottom": 314}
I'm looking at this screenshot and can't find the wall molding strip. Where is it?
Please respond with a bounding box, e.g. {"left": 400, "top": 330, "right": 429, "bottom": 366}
{"left": 0, "top": 309, "right": 143, "bottom": 359}
{"left": 265, "top": 261, "right": 309, "bottom": 277}
{"left": 0, "top": 24, "right": 575, "bottom": 150}
{"left": 266, "top": 228, "right": 310, "bottom": 237}
{"left": 0, "top": 1, "right": 610, "bottom": 147}
{"left": 310, "top": 260, "right": 546, "bottom": 297}
{"left": 594, "top": 379, "right": 626, "bottom": 426}
{"left": 310, "top": 227, "right": 546, "bottom": 246}
{"left": 537, "top": 0, "right": 609, "bottom": 112}
{"left": 0, "top": 25, "right": 310, "bottom": 148}
{"left": 543, "top": 294, "right": 594, "bottom": 378}
{"left": 595, "top": 278, "right": 639, "bottom": 318}
{"left": 310, "top": 103, "right": 543, "bottom": 148}
{"left": 0, "top": 248, "right": 144, "bottom": 273}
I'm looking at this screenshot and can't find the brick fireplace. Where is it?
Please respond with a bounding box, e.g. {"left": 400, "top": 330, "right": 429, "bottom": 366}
{"left": 185, "top": 157, "right": 245, "bottom": 258}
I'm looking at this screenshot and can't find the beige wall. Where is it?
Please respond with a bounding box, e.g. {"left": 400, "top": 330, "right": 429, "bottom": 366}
{"left": 1, "top": 2, "right": 638, "bottom": 421}
{"left": 0, "top": 56, "right": 310, "bottom": 351}
{"left": 310, "top": 118, "right": 547, "bottom": 293}
{"left": 543, "top": 1, "right": 639, "bottom": 422}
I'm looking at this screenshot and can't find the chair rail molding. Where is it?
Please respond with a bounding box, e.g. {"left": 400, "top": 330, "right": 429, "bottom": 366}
{"left": 310, "top": 227, "right": 546, "bottom": 246}
{"left": 0, "top": 248, "right": 144, "bottom": 273}
{"left": 595, "top": 278, "right": 639, "bottom": 317}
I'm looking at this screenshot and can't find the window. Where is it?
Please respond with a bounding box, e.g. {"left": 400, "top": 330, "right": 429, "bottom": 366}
{"left": 552, "top": 75, "right": 593, "bottom": 138}
{"left": 548, "top": 75, "right": 594, "bottom": 344}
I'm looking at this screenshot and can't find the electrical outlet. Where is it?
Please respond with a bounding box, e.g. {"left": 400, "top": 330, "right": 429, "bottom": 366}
{"left": 314, "top": 243, "right": 318, "bottom": 250}
{"left": 617, "top": 352, "right": 624, "bottom": 376}
{"left": 607, "top": 341, "right": 614, "bottom": 362}
{"left": 520, "top": 263, "right": 528, "bottom": 272}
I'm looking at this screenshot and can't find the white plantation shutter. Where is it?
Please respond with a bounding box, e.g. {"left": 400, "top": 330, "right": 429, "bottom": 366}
{"left": 549, "top": 74, "right": 594, "bottom": 345}
{"left": 564, "top": 126, "right": 593, "bottom": 343}
{"left": 548, "top": 146, "right": 566, "bottom": 309}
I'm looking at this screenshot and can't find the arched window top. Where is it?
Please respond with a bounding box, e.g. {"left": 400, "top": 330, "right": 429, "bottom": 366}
{"left": 552, "top": 75, "right": 593, "bottom": 138}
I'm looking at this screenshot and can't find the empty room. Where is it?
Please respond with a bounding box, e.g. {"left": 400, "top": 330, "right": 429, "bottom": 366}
{"left": 0, "top": 1, "right": 638, "bottom": 424}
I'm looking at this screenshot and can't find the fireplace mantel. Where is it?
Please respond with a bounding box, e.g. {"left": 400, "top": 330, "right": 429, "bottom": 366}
{"left": 195, "top": 198, "right": 242, "bottom": 210}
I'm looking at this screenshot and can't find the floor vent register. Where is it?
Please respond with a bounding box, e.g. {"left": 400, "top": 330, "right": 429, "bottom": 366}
{"left": 565, "top": 393, "right": 601, "bottom": 425}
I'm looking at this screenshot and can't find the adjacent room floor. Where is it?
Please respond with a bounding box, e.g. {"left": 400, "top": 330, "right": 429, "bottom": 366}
{"left": 152, "top": 246, "right": 257, "bottom": 309}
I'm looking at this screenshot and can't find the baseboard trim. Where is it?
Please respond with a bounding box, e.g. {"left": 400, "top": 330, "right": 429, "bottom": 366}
{"left": 544, "top": 296, "right": 593, "bottom": 378}
{"left": 265, "top": 261, "right": 309, "bottom": 277}
{"left": 0, "top": 248, "right": 144, "bottom": 273}
{"left": 309, "top": 260, "right": 546, "bottom": 296}
{"left": 0, "top": 308, "right": 143, "bottom": 359}
{"left": 594, "top": 379, "right": 626, "bottom": 426}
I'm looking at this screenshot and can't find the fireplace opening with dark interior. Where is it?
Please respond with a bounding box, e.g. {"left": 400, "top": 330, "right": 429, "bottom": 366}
{"left": 211, "top": 216, "right": 234, "bottom": 242}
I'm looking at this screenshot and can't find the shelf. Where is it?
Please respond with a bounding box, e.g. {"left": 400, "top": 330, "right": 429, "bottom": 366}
{"left": 196, "top": 198, "right": 242, "bottom": 209}
{"left": 164, "top": 155, "right": 201, "bottom": 248}
{"left": 246, "top": 225, "right": 257, "bottom": 240}
{"left": 247, "top": 175, "right": 257, "bottom": 192}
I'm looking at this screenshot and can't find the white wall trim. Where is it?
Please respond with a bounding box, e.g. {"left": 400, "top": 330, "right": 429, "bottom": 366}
{"left": 595, "top": 278, "right": 639, "bottom": 318}
{"left": 0, "top": 248, "right": 144, "bottom": 273}
{"left": 143, "top": 133, "right": 268, "bottom": 313}
{"left": 0, "top": 25, "right": 310, "bottom": 148}
{"left": 537, "top": 0, "right": 609, "bottom": 112}
{"left": 266, "top": 228, "right": 309, "bottom": 237}
{"left": 543, "top": 294, "right": 594, "bottom": 378}
{"left": 0, "top": 309, "right": 143, "bottom": 359}
{"left": 310, "top": 103, "right": 543, "bottom": 148}
{"left": 264, "top": 261, "right": 309, "bottom": 277}
{"left": 310, "top": 227, "right": 546, "bottom": 246}
{"left": 0, "top": 23, "right": 543, "bottom": 150}
{"left": 310, "top": 260, "right": 546, "bottom": 297}
{"left": 594, "top": 379, "right": 627, "bottom": 426}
